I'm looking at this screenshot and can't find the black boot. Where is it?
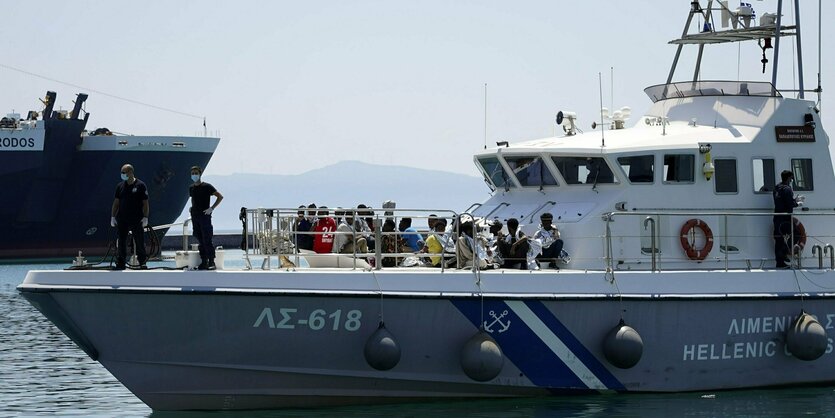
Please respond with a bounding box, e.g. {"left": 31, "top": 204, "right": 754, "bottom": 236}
{"left": 207, "top": 260, "right": 216, "bottom": 270}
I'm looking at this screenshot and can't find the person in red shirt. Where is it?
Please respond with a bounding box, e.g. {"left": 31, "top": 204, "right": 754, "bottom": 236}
{"left": 312, "top": 206, "right": 336, "bottom": 253}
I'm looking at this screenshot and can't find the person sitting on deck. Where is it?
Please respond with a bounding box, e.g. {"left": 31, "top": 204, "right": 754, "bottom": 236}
{"left": 312, "top": 206, "right": 336, "bottom": 253}
{"left": 487, "top": 220, "right": 504, "bottom": 266}
{"left": 380, "top": 219, "right": 402, "bottom": 267}
{"left": 498, "top": 218, "right": 530, "bottom": 269}
{"left": 532, "top": 212, "right": 564, "bottom": 269}
{"left": 333, "top": 209, "right": 369, "bottom": 256}
{"left": 425, "top": 214, "right": 438, "bottom": 241}
{"left": 422, "top": 218, "right": 447, "bottom": 267}
{"left": 399, "top": 217, "right": 424, "bottom": 252}
{"left": 456, "top": 221, "right": 491, "bottom": 269}
{"left": 294, "top": 204, "right": 315, "bottom": 251}
{"left": 355, "top": 204, "right": 375, "bottom": 251}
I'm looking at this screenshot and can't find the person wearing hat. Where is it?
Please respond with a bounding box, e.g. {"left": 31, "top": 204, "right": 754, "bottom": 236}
{"left": 533, "top": 212, "right": 564, "bottom": 269}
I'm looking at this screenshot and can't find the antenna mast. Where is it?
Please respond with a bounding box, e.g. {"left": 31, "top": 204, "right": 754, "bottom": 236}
{"left": 598, "top": 72, "right": 605, "bottom": 147}
{"left": 610, "top": 66, "right": 614, "bottom": 112}
{"left": 483, "top": 83, "right": 488, "bottom": 150}
{"left": 818, "top": 0, "right": 823, "bottom": 110}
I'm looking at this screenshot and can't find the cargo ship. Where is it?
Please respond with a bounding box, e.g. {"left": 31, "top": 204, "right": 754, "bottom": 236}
{"left": 0, "top": 91, "right": 219, "bottom": 259}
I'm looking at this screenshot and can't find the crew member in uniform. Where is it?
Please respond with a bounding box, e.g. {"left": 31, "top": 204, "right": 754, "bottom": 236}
{"left": 773, "top": 170, "right": 804, "bottom": 269}
{"left": 189, "top": 165, "right": 223, "bottom": 270}
{"left": 111, "top": 164, "right": 149, "bottom": 270}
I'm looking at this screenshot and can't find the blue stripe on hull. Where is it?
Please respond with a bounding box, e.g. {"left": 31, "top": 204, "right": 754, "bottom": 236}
{"left": 523, "top": 300, "right": 625, "bottom": 391}
{"left": 451, "top": 299, "right": 624, "bottom": 391}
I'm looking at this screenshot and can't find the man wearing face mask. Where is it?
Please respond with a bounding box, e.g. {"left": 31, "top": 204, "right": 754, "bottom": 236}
{"left": 189, "top": 166, "right": 223, "bottom": 270}
{"left": 111, "top": 164, "right": 149, "bottom": 270}
{"left": 773, "top": 170, "right": 804, "bottom": 269}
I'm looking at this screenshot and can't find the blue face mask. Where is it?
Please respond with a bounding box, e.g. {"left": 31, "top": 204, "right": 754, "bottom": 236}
{"left": 191, "top": 174, "right": 200, "bottom": 182}
{"left": 121, "top": 173, "right": 128, "bottom": 181}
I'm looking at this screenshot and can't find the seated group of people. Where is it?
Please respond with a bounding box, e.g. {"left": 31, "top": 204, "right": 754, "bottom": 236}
{"left": 454, "top": 213, "right": 565, "bottom": 270}
{"left": 291, "top": 203, "right": 566, "bottom": 270}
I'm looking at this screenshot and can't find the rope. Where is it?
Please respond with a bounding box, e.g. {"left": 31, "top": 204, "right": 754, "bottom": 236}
{"left": 0, "top": 62, "right": 205, "bottom": 120}
{"left": 370, "top": 270, "right": 385, "bottom": 323}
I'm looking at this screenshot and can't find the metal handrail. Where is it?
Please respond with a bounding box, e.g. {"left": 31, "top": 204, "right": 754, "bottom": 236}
{"left": 643, "top": 217, "right": 657, "bottom": 272}
{"left": 528, "top": 201, "right": 556, "bottom": 221}
{"left": 150, "top": 218, "right": 191, "bottom": 251}
{"left": 463, "top": 203, "right": 483, "bottom": 214}
{"left": 813, "top": 245, "right": 824, "bottom": 269}
{"left": 484, "top": 202, "right": 510, "bottom": 219}
{"left": 605, "top": 210, "right": 835, "bottom": 272}
{"left": 243, "top": 207, "right": 463, "bottom": 271}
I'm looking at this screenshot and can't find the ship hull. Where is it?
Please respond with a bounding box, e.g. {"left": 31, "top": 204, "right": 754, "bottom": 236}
{"left": 19, "top": 268, "right": 835, "bottom": 410}
{"left": 0, "top": 149, "right": 215, "bottom": 259}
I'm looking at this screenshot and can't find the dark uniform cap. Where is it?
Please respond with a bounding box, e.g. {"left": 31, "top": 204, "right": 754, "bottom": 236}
{"left": 540, "top": 212, "right": 554, "bottom": 220}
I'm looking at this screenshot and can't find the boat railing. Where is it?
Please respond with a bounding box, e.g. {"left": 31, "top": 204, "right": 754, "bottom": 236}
{"left": 150, "top": 218, "right": 191, "bottom": 251}
{"left": 241, "top": 207, "right": 465, "bottom": 271}
{"left": 604, "top": 210, "right": 835, "bottom": 272}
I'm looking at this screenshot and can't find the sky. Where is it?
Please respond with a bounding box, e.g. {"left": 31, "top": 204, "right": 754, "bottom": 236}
{"left": 3, "top": 0, "right": 832, "bottom": 177}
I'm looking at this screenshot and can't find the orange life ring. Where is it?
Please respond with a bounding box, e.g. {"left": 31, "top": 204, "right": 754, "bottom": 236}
{"left": 680, "top": 219, "right": 714, "bottom": 261}
{"left": 792, "top": 218, "right": 807, "bottom": 253}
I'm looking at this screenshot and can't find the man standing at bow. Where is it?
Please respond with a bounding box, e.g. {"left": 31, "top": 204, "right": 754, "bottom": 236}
{"left": 111, "top": 164, "right": 149, "bottom": 270}
{"left": 189, "top": 165, "right": 223, "bottom": 270}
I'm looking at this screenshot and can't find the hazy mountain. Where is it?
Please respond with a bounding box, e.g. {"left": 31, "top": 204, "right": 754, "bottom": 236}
{"left": 174, "top": 161, "right": 490, "bottom": 231}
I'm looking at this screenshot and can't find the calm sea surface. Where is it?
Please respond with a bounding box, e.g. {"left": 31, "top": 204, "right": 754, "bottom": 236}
{"left": 4, "top": 257, "right": 835, "bottom": 417}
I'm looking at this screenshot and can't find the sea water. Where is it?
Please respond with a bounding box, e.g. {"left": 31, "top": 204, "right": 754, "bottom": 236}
{"left": 3, "top": 256, "right": 835, "bottom": 417}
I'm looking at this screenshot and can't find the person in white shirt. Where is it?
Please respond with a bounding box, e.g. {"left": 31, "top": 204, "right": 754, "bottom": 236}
{"left": 333, "top": 209, "right": 368, "bottom": 255}
{"left": 532, "top": 212, "right": 564, "bottom": 269}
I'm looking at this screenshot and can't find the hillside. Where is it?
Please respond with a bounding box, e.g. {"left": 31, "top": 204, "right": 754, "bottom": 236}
{"left": 173, "top": 161, "right": 489, "bottom": 231}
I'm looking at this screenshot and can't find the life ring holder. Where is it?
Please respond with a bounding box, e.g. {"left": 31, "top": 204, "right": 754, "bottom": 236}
{"left": 679, "top": 219, "right": 714, "bottom": 261}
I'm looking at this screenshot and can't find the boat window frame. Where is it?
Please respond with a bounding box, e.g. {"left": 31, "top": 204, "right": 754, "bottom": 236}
{"left": 475, "top": 155, "right": 518, "bottom": 190}
{"left": 791, "top": 158, "right": 814, "bottom": 192}
{"left": 751, "top": 157, "right": 776, "bottom": 194}
{"left": 502, "top": 154, "right": 560, "bottom": 188}
{"left": 549, "top": 155, "right": 620, "bottom": 186}
{"left": 616, "top": 154, "right": 656, "bottom": 185}
{"left": 713, "top": 157, "right": 739, "bottom": 194}
{"left": 662, "top": 153, "right": 696, "bottom": 184}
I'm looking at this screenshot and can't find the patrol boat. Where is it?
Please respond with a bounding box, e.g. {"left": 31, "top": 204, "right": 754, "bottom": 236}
{"left": 0, "top": 91, "right": 219, "bottom": 259}
{"left": 17, "top": 1, "right": 835, "bottom": 411}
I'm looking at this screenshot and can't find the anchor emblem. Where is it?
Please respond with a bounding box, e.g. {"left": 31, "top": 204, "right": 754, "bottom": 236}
{"left": 483, "top": 310, "right": 511, "bottom": 333}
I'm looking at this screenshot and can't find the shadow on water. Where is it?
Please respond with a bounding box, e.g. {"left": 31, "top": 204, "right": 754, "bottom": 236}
{"left": 5, "top": 261, "right": 835, "bottom": 417}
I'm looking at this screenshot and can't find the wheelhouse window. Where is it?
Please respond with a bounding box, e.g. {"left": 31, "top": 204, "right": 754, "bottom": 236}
{"left": 477, "top": 157, "right": 515, "bottom": 189}
{"left": 791, "top": 158, "right": 814, "bottom": 191}
{"left": 617, "top": 155, "right": 654, "bottom": 183}
{"left": 551, "top": 156, "right": 617, "bottom": 185}
{"left": 504, "top": 156, "right": 558, "bottom": 187}
{"left": 663, "top": 154, "right": 694, "bottom": 183}
{"left": 714, "top": 159, "right": 738, "bottom": 193}
{"left": 752, "top": 158, "right": 775, "bottom": 193}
